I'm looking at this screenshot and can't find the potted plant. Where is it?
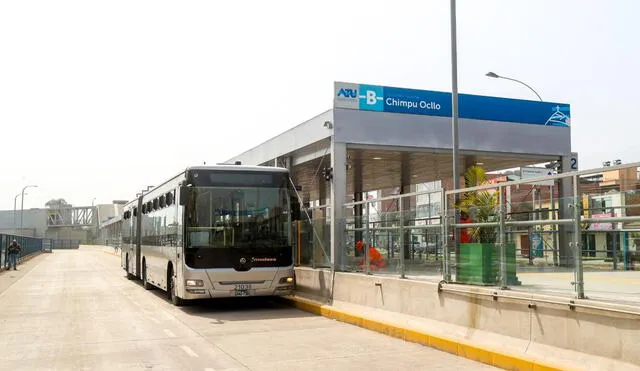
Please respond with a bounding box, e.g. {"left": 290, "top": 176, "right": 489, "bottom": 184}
{"left": 456, "top": 166, "right": 520, "bottom": 285}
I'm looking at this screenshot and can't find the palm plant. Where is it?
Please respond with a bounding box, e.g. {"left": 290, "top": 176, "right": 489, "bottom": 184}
{"left": 457, "top": 166, "right": 499, "bottom": 244}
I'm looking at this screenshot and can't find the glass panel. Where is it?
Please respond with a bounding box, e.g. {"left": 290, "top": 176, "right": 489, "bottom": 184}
{"left": 296, "top": 206, "right": 330, "bottom": 268}
{"left": 342, "top": 211, "right": 367, "bottom": 272}
{"left": 580, "top": 166, "right": 640, "bottom": 305}
{"left": 504, "top": 176, "right": 576, "bottom": 298}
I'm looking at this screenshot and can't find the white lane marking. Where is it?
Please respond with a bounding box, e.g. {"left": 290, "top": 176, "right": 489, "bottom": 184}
{"left": 180, "top": 345, "right": 198, "bottom": 358}
{"left": 164, "top": 329, "right": 176, "bottom": 338}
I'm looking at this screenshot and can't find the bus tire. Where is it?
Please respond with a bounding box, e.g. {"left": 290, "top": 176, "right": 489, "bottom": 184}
{"left": 168, "top": 267, "right": 184, "bottom": 306}
{"left": 142, "top": 259, "right": 153, "bottom": 290}
{"left": 126, "top": 254, "right": 135, "bottom": 280}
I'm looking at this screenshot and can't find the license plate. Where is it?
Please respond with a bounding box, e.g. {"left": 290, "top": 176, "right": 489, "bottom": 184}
{"left": 234, "top": 284, "right": 252, "bottom": 297}
{"left": 234, "top": 289, "right": 250, "bottom": 297}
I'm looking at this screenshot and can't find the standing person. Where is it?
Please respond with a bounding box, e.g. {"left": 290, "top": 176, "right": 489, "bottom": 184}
{"left": 7, "top": 239, "right": 21, "bottom": 270}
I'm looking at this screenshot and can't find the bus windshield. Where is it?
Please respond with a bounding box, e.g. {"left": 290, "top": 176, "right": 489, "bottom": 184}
{"left": 185, "top": 186, "right": 290, "bottom": 249}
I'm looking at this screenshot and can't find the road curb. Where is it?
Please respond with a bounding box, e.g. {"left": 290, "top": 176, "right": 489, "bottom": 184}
{"left": 283, "top": 295, "right": 571, "bottom": 371}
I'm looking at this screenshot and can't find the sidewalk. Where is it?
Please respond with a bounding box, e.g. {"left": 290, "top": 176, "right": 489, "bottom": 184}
{"left": 0, "top": 251, "right": 47, "bottom": 297}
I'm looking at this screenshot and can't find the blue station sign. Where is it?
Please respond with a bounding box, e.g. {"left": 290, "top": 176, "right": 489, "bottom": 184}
{"left": 334, "top": 82, "right": 570, "bottom": 127}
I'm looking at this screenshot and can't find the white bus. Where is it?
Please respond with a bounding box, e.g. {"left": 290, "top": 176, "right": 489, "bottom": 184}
{"left": 121, "top": 164, "right": 300, "bottom": 306}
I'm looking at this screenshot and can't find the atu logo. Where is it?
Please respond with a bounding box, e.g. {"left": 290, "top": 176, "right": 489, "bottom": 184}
{"left": 337, "top": 88, "right": 358, "bottom": 98}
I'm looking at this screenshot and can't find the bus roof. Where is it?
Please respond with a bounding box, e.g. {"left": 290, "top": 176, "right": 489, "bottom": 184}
{"left": 185, "top": 165, "right": 289, "bottom": 173}
{"left": 123, "top": 164, "right": 290, "bottom": 208}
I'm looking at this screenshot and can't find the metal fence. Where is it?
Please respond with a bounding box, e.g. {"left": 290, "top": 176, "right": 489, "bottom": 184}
{"left": 1, "top": 234, "right": 48, "bottom": 268}
{"left": 294, "top": 162, "right": 640, "bottom": 306}
{"left": 0, "top": 234, "right": 87, "bottom": 269}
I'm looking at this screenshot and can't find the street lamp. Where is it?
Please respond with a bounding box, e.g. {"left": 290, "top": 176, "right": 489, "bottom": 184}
{"left": 485, "top": 72, "right": 543, "bottom": 102}
{"left": 19, "top": 185, "right": 38, "bottom": 235}
{"left": 449, "top": 0, "right": 460, "bottom": 283}
{"left": 13, "top": 192, "right": 26, "bottom": 233}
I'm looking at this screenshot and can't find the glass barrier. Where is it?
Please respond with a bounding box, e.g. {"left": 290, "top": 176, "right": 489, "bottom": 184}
{"left": 579, "top": 170, "right": 640, "bottom": 304}
{"left": 296, "top": 206, "right": 331, "bottom": 268}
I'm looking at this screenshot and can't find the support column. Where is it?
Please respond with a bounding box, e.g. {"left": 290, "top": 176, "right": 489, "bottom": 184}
{"left": 353, "top": 156, "right": 363, "bottom": 257}
{"left": 282, "top": 156, "right": 292, "bottom": 170}
{"left": 400, "top": 152, "right": 411, "bottom": 278}
{"left": 315, "top": 168, "right": 328, "bottom": 267}
{"left": 558, "top": 153, "right": 577, "bottom": 267}
{"left": 330, "top": 141, "right": 347, "bottom": 270}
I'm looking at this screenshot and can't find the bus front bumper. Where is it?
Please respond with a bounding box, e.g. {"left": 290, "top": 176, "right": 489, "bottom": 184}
{"left": 183, "top": 285, "right": 294, "bottom": 299}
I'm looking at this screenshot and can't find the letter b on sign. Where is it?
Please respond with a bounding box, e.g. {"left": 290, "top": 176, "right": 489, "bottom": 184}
{"left": 358, "top": 84, "right": 384, "bottom": 111}
{"left": 366, "top": 90, "right": 377, "bottom": 105}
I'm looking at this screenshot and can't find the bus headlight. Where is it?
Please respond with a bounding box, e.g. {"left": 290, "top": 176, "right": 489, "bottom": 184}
{"left": 186, "top": 279, "right": 204, "bottom": 287}
{"left": 279, "top": 277, "right": 294, "bottom": 284}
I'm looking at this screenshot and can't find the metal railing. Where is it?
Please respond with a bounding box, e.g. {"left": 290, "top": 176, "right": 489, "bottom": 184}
{"left": 295, "top": 162, "right": 640, "bottom": 305}
{"left": 1, "top": 234, "right": 49, "bottom": 269}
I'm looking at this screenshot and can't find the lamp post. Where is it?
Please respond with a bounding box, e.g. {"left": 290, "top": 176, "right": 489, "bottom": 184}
{"left": 448, "top": 0, "right": 460, "bottom": 282}
{"left": 19, "top": 185, "right": 38, "bottom": 235}
{"left": 485, "top": 72, "right": 543, "bottom": 101}
{"left": 13, "top": 192, "right": 26, "bottom": 234}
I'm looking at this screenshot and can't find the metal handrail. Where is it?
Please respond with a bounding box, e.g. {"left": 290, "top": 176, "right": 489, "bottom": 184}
{"left": 448, "top": 215, "right": 640, "bottom": 229}
{"left": 445, "top": 162, "right": 640, "bottom": 195}
{"left": 344, "top": 188, "right": 444, "bottom": 207}
{"left": 348, "top": 224, "right": 443, "bottom": 232}
{"left": 439, "top": 284, "right": 640, "bottom": 317}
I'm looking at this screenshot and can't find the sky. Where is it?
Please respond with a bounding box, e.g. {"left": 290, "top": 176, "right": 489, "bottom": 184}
{"left": 1, "top": 0, "right": 639, "bottom": 210}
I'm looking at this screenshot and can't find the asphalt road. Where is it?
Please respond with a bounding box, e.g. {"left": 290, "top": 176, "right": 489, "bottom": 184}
{"left": 0, "top": 247, "right": 496, "bottom": 370}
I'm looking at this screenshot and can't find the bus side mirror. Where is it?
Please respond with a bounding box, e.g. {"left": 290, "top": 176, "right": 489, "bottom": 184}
{"left": 179, "top": 186, "right": 188, "bottom": 206}
{"left": 290, "top": 196, "right": 301, "bottom": 221}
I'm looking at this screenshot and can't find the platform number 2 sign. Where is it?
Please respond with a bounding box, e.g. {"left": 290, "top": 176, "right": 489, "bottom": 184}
{"left": 569, "top": 152, "right": 578, "bottom": 171}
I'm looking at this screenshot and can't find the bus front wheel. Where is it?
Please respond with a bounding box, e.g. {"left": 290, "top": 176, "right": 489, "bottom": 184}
{"left": 168, "top": 268, "right": 184, "bottom": 306}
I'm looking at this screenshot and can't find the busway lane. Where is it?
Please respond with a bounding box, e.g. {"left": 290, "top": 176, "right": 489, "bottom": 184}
{"left": 0, "top": 247, "right": 497, "bottom": 371}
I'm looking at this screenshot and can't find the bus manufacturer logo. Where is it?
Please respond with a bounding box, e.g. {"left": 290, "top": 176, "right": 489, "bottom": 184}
{"left": 239, "top": 258, "right": 247, "bottom": 264}
{"left": 252, "top": 257, "right": 277, "bottom": 262}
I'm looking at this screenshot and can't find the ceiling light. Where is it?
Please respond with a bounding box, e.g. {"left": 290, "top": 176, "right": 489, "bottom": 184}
{"left": 373, "top": 157, "right": 382, "bottom": 160}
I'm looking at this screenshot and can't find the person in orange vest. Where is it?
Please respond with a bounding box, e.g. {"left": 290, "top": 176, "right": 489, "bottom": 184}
{"left": 459, "top": 211, "right": 472, "bottom": 243}
{"left": 356, "top": 240, "right": 386, "bottom": 270}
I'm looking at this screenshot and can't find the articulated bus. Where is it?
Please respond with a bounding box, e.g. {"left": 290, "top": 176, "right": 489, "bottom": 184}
{"left": 121, "top": 164, "right": 301, "bottom": 306}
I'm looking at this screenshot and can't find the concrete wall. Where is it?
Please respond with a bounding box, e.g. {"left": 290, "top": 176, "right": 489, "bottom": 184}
{"left": 0, "top": 209, "right": 49, "bottom": 237}
{"left": 45, "top": 227, "right": 90, "bottom": 241}
{"left": 294, "top": 267, "right": 640, "bottom": 366}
